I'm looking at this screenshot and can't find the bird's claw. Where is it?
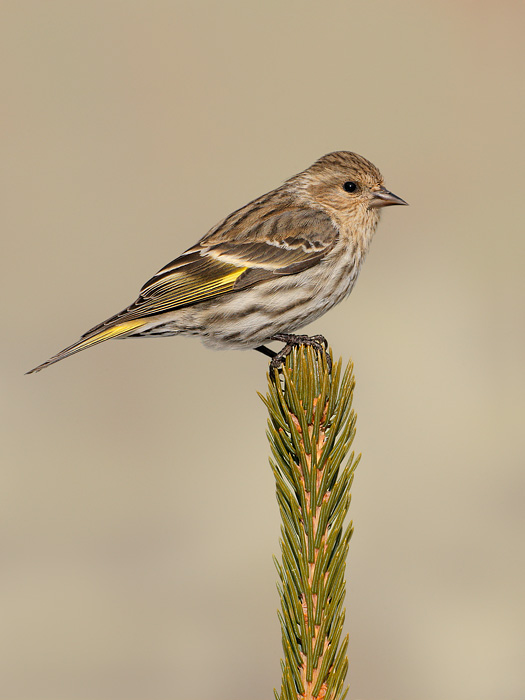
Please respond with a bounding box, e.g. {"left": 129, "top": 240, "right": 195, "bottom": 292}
{"left": 269, "top": 333, "right": 332, "bottom": 372}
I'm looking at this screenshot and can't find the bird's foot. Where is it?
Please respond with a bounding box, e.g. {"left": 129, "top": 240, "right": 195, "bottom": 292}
{"left": 267, "top": 333, "right": 331, "bottom": 372}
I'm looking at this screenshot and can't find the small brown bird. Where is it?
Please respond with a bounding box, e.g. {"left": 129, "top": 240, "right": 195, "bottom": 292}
{"left": 27, "top": 151, "right": 407, "bottom": 373}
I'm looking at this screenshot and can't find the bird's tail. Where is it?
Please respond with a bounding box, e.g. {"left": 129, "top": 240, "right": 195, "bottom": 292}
{"left": 26, "top": 319, "right": 148, "bottom": 374}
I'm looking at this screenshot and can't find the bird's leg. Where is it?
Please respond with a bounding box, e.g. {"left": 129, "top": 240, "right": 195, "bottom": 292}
{"left": 268, "top": 333, "right": 332, "bottom": 372}
{"left": 254, "top": 345, "right": 277, "bottom": 359}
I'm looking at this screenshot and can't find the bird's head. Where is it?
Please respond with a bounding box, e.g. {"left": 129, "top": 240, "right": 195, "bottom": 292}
{"left": 290, "top": 151, "right": 407, "bottom": 227}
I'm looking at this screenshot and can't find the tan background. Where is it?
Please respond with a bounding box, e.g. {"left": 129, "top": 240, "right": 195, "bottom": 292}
{"left": 2, "top": 2, "right": 524, "bottom": 699}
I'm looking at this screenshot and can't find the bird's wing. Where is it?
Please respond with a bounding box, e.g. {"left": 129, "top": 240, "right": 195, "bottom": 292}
{"left": 82, "top": 207, "right": 338, "bottom": 336}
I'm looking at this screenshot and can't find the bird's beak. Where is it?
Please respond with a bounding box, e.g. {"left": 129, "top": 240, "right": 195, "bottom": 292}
{"left": 369, "top": 187, "right": 408, "bottom": 208}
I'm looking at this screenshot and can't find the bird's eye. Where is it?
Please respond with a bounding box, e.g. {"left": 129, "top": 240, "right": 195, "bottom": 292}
{"left": 343, "top": 181, "right": 358, "bottom": 193}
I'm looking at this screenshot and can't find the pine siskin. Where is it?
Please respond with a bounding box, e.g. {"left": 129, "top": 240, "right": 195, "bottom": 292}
{"left": 27, "top": 151, "right": 407, "bottom": 374}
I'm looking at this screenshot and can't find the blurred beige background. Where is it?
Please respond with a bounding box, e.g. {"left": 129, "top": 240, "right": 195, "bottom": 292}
{"left": 2, "top": 1, "right": 524, "bottom": 699}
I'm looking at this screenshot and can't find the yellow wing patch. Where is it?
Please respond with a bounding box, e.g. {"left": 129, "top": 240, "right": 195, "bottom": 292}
{"left": 132, "top": 264, "right": 248, "bottom": 318}
{"left": 154, "top": 268, "right": 247, "bottom": 307}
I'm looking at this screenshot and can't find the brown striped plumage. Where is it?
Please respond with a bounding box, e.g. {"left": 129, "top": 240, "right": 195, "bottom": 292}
{"left": 27, "top": 152, "right": 407, "bottom": 373}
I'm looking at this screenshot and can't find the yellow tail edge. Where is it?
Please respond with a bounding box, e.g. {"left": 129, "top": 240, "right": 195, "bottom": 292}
{"left": 26, "top": 319, "right": 147, "bottom": 374}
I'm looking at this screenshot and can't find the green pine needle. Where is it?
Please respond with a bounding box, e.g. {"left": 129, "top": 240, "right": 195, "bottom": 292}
{"left": 263, "top": 346, "right": 360, "bottom": 700}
